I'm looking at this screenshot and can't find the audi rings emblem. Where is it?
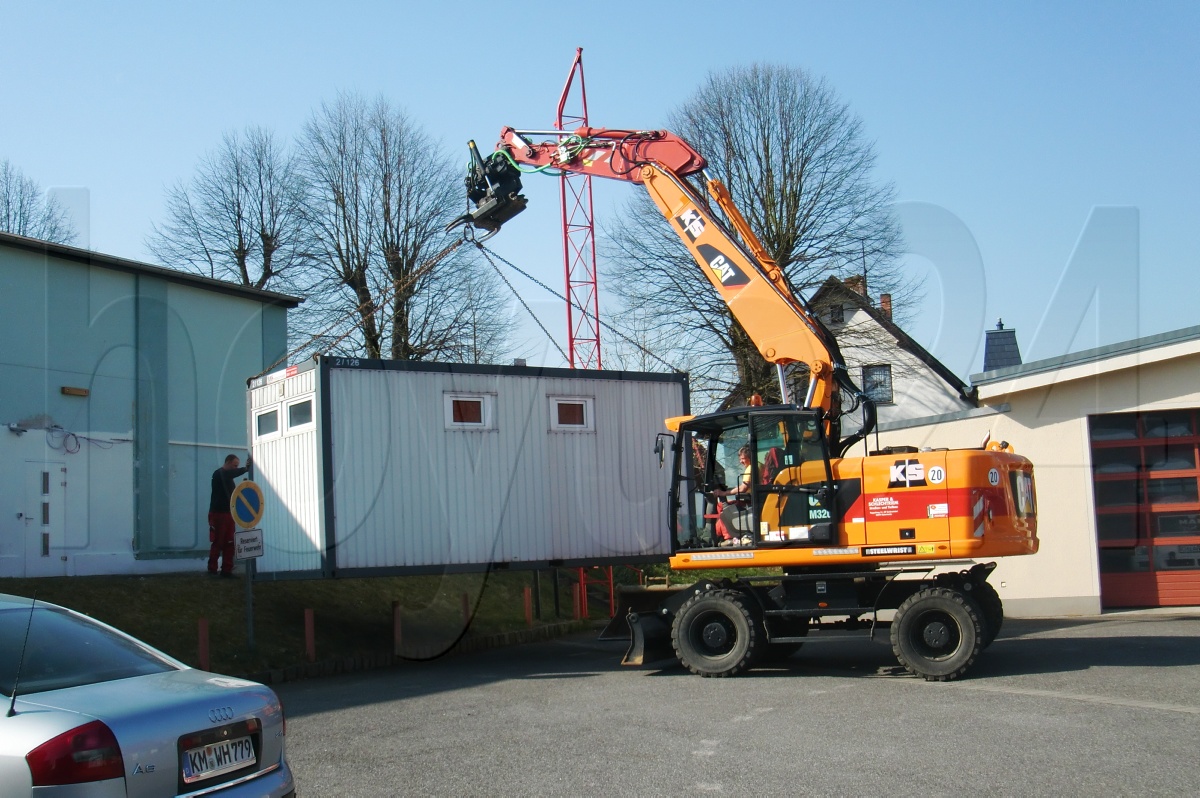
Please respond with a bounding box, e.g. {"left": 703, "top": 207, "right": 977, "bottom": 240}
{"left": 209, "top": 706, "right": 235, "bottom": 723}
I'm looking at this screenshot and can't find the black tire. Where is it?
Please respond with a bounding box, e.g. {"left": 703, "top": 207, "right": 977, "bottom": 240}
{"left": 890, "top": 587, "right": 983, "bottom": 682}
{"left": 969, "top": 581, "right": 1004, "bottom": 649}
{"left": 672, "top": 589, "right": 763, "bottom": 677}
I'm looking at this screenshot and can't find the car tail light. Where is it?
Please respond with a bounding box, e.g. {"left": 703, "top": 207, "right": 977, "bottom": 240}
{"left": 26, "top": 720, "right": 125, "bottom": 786}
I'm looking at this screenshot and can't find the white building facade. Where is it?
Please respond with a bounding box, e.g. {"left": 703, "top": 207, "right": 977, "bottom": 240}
{"left": 876, "top": 326, "right": 1200, "bottom": 614}
{"left": 0, "top": 232, "right": 298, "bottom": 577}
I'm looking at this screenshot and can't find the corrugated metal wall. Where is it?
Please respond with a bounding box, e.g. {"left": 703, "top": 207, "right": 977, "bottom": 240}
{"left": 324, "top": 366, "right": 682, "bottom": 572}
{"left": 250, "top": 368, "right": 324, "bottom": 574}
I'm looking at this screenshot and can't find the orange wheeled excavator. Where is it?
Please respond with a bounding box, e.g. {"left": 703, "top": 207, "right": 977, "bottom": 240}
{"left": 449, "top": 125, "right": 1038, "bottom": 681}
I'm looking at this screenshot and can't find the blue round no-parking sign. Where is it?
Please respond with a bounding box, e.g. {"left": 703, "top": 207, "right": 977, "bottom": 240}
{"left": 230, "top": 481, "right": 265, "bottom": 529}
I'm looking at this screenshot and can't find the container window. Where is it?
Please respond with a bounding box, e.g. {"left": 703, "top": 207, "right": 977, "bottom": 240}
{"left": 558, "top": 402, "right": 585, "bottom": 426}
{"left": 454, "top": 400, "right": 482, "bottom": 423}
{"left": 445, "top": 394, "right": 495, "bottom": 429}
{"left": 550, "top": 397, "right": 594, "bottom": 432}
{"left": 256, "top": 409, "right": 279, "bottom": 438}
{"left": 288, "top": 399, "right": 314, "bottom": 428}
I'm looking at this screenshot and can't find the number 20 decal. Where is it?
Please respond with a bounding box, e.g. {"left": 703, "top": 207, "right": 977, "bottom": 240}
{"left": 927, "top": 466, "right": 946, "bottom": 484}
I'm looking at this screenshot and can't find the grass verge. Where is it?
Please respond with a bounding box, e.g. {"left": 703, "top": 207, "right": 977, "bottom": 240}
{"left": 0, "top": 570, "right": 584, "bottom": 678}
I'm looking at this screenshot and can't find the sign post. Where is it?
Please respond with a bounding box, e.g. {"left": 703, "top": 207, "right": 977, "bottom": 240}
{"left": 230, "top": 481, "right": 265, "bottom": 652}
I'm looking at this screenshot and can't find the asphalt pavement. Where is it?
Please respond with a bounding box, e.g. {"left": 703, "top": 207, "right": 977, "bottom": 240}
{"left": 277, "top": 610, "right": 1200, "bottom": 797}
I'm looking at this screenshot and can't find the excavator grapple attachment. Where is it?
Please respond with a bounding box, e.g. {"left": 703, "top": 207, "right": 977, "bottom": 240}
{"left": 445, "top": 140, "right": 528, "bottom": 239}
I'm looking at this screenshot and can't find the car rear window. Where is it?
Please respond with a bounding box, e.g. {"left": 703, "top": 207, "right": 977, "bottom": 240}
{"left": 0, "top": 605, "right": 176, "bottom": 696}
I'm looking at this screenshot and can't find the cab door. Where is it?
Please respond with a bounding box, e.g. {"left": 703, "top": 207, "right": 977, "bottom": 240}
{"left": 750, "top": 411, "right": 837, "bottom": 545}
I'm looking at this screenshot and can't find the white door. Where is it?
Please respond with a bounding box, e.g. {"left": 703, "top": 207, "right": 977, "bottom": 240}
{"left": 24, "top": 461, "right": 67, "bottom": 577}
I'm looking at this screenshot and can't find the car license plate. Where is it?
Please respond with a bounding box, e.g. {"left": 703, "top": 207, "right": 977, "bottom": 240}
{"left": 181, "top": 736, "right": 256, "bottom": 783}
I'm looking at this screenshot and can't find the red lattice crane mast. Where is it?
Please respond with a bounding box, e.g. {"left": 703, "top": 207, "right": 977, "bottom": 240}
{"left": 556, "top": 48, "right": 601, "bottom": 370}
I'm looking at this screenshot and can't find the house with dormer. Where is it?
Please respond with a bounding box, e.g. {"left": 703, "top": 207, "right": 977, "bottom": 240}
{"left": 808, "top": 275, "right": 977, "bottom": 427}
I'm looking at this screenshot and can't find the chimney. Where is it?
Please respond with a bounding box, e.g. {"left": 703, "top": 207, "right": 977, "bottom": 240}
{"left": 880, "top": 293, "right": 892, "bottom": 320}
{"left": 982, "top": 318, "right": 1023, "bottom": 371}
{"left": 844, "top": 275, "right": 867, "bottom": 296}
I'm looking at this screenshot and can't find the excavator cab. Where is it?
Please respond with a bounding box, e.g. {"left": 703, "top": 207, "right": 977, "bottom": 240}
{"left": 671, "top": 406, "right": 837, "bottom": 551}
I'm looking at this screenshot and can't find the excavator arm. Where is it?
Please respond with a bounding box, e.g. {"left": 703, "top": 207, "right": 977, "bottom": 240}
{"left": 449, "top": 125, "right": 875, "bottom": 454}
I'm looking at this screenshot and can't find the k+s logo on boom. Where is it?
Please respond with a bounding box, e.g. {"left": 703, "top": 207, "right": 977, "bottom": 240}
{"left": 888, "top": 459, "right": 927, "bottom": 488}
{"left": 675, "top": 208, "right": 705, "bottom": 242}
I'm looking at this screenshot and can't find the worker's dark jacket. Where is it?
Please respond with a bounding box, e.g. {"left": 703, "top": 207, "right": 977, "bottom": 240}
{"left": 209, "top": 466, "right": 250, "bottom": 513}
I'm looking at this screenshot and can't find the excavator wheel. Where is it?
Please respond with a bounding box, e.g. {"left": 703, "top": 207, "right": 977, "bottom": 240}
{"left": 968, "top": 580, "right": 1004, "bottom": 649}
{"left": 671, "top": 589, "right": 763, "bottom": 677}
{"left": 890, "top": 586, "right": 984, "bottom": 682}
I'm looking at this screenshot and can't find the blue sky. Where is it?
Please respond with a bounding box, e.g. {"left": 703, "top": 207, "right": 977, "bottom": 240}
{"left": 2, "top": 1, "right": 1197, "bottom": 377}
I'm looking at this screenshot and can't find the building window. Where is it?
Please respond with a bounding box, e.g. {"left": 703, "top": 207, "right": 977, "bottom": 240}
{"left": 550, "top": 397, "right": 594, "bottom": 432}
{"left": 829, "top": 305, "right": 845, "bottom": 324}
{"left": 444, "top": 393, "right": 495, "bottom": 429}
{"left": 287, "top": 399, "right": 314, "bottom": 428}
{"left": 255, "top": 409, "right": 279, "bottom": 438}
{"left": 861, "top": 365, "right": 893, "bottom": 404}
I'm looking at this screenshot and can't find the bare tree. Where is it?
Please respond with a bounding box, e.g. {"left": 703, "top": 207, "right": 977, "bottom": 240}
{"left": 0, "top": 159, "right": 77, "bottom": 243}
{"left": 299, "top": 93, "right": 512, "bottom": 362}
{"left": 147, "top": 127, "right": 308, "bottom": 291}
{"left": 603, "top": 64, "right": 906, "bottom": 408}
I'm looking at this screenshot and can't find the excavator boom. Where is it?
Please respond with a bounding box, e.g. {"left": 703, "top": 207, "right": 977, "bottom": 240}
{"left": 451, "top": 125, "right": 873, "bottom": 451}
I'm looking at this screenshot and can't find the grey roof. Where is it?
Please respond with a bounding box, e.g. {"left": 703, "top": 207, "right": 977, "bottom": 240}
{"left": 972, "top": 323, "right": 1200, "bottom": 385}
{"left": 982, "top": 327, "right": 1023, "bottom": 371}
{"left": 808, "top": 277, "right": 976, "bottom": 404}
{"left": 0, "top": 231, "right": 303, "bottom": 308}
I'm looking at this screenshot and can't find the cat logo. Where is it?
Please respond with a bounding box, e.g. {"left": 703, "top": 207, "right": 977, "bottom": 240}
{"left": 697, "top": 244, "right": 750, "bottom": 287}
{"left": 888, "top": 459, "right": 927, "bottom": 488}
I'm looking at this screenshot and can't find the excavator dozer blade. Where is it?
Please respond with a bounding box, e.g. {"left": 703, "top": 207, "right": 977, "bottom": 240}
{"left": 598, "top": 585, "right": 687, "bottom": 666}
{"left": 621, "top": 611, "right": 676, "bottom": 666}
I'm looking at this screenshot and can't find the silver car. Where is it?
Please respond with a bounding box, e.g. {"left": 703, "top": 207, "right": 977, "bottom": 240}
{"left": 0, "top": 593, "right": 295, "bottom": 797}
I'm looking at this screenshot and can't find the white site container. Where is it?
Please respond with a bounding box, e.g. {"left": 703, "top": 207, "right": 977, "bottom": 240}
{"left": 246, "top": 356, "right": 689, "bottom": 577}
